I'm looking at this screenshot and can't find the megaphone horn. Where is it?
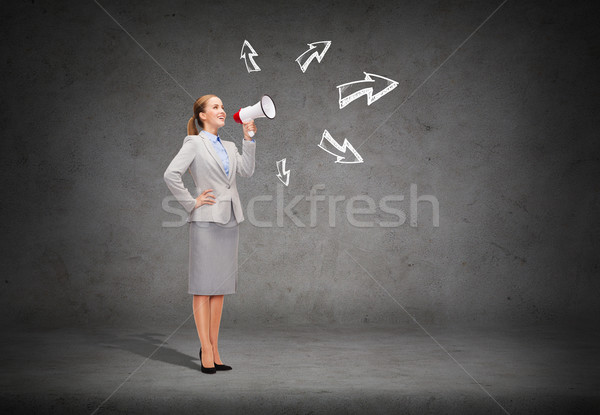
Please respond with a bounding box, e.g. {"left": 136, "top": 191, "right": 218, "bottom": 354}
{"left": 233, "top": 94, "right": 276, "bottom": 137}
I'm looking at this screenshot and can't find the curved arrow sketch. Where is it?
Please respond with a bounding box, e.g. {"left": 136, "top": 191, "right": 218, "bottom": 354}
{"left": 276, "top": 158, "right": 291, "bottom": 186}
{"left": 295, "top": 41, "right": 331, "bottom": 73}
{"left": 337, "top": 72, "right": 398, "bottom": 109}
{"left": 318, "top": 130, "right": 363, "bottom": 164}
{"left": 241, "top": 40, "right": 261, "bottom": 72}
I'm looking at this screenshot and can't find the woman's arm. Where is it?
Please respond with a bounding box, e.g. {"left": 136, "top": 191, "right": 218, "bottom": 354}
{"left": 236, "top": 139, "right": 256, "bottom": 178}
{"left": 163, "top": 135, "right": 198, "bottom": 213}
{"left": 236, "top": 122, "right": 256, "bottom": 177}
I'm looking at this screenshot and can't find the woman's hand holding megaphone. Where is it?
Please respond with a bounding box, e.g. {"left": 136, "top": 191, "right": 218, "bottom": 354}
{"left": 234, "top": 95, "right": 275, "bottom": 139}
{"left": 242, "top": 120, "right": 257, "bottom": 140}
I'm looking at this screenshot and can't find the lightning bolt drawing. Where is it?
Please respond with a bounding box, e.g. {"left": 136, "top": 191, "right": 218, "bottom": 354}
{"left": 240, "top": 40, "right": 261, "bottom": 73}
{"left": 276, "top": 158, "right": 291, "bottom": 186}
{"left": 318, "top": 130, "right": 363, "bottom": 164}
{"left": 336, "top": 72, "right": 399, "bottom": 109}
{"left": 295, "top": 41, "right": 331, "bottom": 73}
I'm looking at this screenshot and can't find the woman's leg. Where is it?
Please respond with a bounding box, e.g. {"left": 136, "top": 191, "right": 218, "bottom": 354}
{"left": 209, "top": 294, "right": 225, "bottom": 364}
{"left": 193, "top": 295, "right": 214, "bottom": 368}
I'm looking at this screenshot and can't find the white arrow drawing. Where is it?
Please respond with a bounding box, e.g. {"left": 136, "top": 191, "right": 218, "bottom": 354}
{"left": 336, "top": 72, "right": 398, "bottom": 109}
{"left": 276, "top": 158, "right": 291, "bottom": 186}
{"left": 241, "top": 40, "right": 261, "bottom": 73}
{"left": 318, "top": 130, "right": 363, "bottom": 164}
{"left": 295, "top": 41, "right": 331, "bottom": 73}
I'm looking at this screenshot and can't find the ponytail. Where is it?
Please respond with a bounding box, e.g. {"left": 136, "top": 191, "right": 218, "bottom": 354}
{"left": 187, "top": 116, "right": 198, "bottom": 136}
{"left": 187, "top": 94, "right": 217, "bottom": 135}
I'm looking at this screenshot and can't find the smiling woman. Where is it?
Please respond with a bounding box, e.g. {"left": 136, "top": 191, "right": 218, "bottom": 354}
{"left": 188, "top": 95, "right": 226, "bottom": 135}
{"left": 164, "top": 94, "right": 258, "bottom": 375}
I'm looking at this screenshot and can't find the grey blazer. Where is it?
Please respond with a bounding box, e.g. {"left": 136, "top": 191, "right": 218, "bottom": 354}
{"left": 163, "top": 131, "right": 256, "bottom": 224}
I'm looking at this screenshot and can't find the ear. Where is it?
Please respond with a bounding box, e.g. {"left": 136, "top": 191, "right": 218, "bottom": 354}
{"left": 199, "top": 112, "right": 206, "bottom": 122}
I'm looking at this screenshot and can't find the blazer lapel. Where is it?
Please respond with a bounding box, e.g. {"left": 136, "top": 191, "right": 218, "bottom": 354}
{"left": 199, "top": 132, "right": 228, "bottom": 178}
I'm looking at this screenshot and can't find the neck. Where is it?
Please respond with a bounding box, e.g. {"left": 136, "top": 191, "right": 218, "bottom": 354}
{"left": 203, "top": 126, "right": 218, "bottom": 136}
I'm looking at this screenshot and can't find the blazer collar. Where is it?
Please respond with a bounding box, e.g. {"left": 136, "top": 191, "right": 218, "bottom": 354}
{"left": 198, "top": 131, "right": 232, "bottom": 180}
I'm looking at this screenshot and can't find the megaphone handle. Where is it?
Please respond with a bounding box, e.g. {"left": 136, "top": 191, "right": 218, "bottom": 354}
{"left": 248, "top": 131, "right": 255, "bottom": 138}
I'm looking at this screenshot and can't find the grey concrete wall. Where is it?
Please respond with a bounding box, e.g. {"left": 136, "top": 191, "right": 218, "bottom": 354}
{"left": 1, "top": 0, "right": 598, "bottom": 329}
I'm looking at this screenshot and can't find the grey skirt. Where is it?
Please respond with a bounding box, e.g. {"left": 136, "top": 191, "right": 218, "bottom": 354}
{"left": 188, "top": 202, "right": 239, "bottom": 295}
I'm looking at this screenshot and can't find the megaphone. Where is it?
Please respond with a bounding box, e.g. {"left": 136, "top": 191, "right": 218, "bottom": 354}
{"left": 233, "top": 94, "right": 276, "bottom": 137}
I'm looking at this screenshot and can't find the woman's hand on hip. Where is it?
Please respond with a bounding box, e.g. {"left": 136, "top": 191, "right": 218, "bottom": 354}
{"left": 243, "top": 120, "right": 256, "bottom": 140}
{"left": 195, "top": 189, "right": 216, "bottom": 209}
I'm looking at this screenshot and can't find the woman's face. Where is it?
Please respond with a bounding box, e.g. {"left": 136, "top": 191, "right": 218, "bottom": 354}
{"left": 200, "top": 97, "right": 226, "bottom": 131}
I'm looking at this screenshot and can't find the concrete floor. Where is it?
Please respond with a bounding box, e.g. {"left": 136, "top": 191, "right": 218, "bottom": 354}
{"left": 1, "top": 321, "right": 598, "bottom": 414}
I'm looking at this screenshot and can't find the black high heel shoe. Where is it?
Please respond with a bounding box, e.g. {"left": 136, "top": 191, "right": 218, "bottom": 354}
{"left": 200, "top": 347, "right": 232, "bottom": 371}
{"left": 199, "top": 347, "right": 216, "bottom": 374}
{"left": 214, "top": 362, "right": 232, "bottom": 371}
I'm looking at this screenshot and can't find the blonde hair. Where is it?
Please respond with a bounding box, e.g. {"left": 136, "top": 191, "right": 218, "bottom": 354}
{"left": 187, "top": 94, "right": 218, "bottom": 135}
